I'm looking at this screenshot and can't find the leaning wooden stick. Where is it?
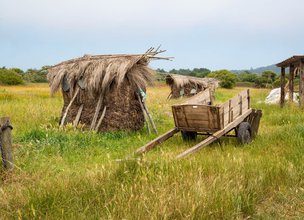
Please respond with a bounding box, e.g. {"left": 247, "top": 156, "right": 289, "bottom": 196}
{"left": 73, "top": 104, "right": 84, "bottom": 127}
{"left": 142, "top": 101, "right": 158, "bottom": 135}
{"left": 60, "top": 87, "right": 80, "bottom": 127}
{"left": 166, "top": 92, "right": 172, "bottom": 100}
{"left": 90, "top": 90, "right": 105, "bottom": 130}
{"left": 95, "top": 106, "right": 107, "bottom": 131}
{"left": 136, "top": 93, "right": 151, "bottom": 134}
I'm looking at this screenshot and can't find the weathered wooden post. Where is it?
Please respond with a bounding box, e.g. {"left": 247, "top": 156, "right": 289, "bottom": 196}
{"left": 0, "top": 117, "right": 13, "bottom": 170}
{"left": 300, "top": 61, "right": 304, "bottom": 108}
{"left": 289, "top": 65, "right": 294, "bottom": 103}
{"left": 280, "top": 67, "right": 285, "bottom": 107}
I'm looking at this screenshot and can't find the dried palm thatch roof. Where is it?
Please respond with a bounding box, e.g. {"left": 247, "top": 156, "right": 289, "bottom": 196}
{"left": 165, "top": 74, "right": 219, "bottom": 88}
{"left": 47, "top": 47, "right": 171, "bottom": 95}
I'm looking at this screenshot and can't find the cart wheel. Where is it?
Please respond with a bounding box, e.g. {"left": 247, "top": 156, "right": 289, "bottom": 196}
{"left": 181, "top": 131, "right": 197, "bottom": 141}
{"left": 237, "top": 122, "right": 252, "bottom": 144}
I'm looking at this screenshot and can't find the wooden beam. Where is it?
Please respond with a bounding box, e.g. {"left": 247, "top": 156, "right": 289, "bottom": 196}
{"left": 142, "top": 101, "right": 158, "bottom": 135}
{"left": 182, "top": 89, "right": 212, "bottom": 105}
{"left": 134, "top": 128, "right": 179, "bottom": 155}
{"left": 73, "top": 104, "right": 84, "bottom": 127}
{"left": 136, "top": 93, "right": 150, "bottom": 134}
{"left": 300, "top": 61, "right": 304, "bottom": 108}
{"left": 280, "top": 67, "right": 285, "bottom": 107}
{"left": 289, "top": 65, "right": 294, "bottom": 103}
{"left": 0, "top": 117, "right": 13, "bottom": 170}
{"left": 250, "top": 109, "right": 262, "bottom": 138}
{"left": 228, "top": 100, "right": 232, "bottom": 123}
{"left": 239, "top": 95, "right": 243, "bottom": 115}
{"left": 176, "top": 109, "right": 252, "bottom": 159}
{"left": 247, "top": 89, "right": 250, "bottom": 109}
{"left": 60, "top": 87, "right": 80, "bottom": 127}
{"left": 95, "top": 106, "right": 107, "bottom": 131}
{"left": 90, "top": 90, "right": 105, "bottom": 130}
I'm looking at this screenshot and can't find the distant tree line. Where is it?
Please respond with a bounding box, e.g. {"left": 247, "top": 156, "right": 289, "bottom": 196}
{"left": 157, "top": 68, "right": 211, "bottom": 78}
{"left": 0, "top": 66, "right": 49, "bottom": 85}
{"left": 157, "top": 68, "right": 281, "bottom": 89}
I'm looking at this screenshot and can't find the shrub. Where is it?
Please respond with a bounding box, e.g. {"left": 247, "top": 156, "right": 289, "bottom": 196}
{"left": 208, "top": 70, "right": 237, "bottom": 89}
{"left": 254, "top": 76, "right": 268, "bottom": 88}
{"left": 0, "top": 69, "right": 24, "bottom": 85}
{"left": 238, "top": 72, "right": 258, "bottom": 83}
{"left": 262, "top": 70, "right": 276, "bottom": 82}
{"left": 272, "top": 77, "right": 291, "bottom": 88}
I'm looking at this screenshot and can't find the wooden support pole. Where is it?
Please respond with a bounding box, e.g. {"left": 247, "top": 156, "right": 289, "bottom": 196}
{"left": 228, "top": 100, "right": 232, "bottom": 123}
{"left": 300, "top": 61, "right": 304, "bottom": 108}
{"left": 73, "top": 104, "right": 84, "bottom": 127}
{"left": 60, "top": 87, "right": 80, "bottom": 127}
{"left": 0, "top": 117, "right": 13, "bottom": 170}
{"left": 166, "top": 92, "right": 173, "bottom": 100}
{"left": 280, "top": 67, "right": 285, "bottom": 107}
{"left": 209, "top": 86, "right": 215, "bottom": 105}
{"left": 289, "top": 65, "right": 294, "bottom": 103}
{"left": 136, "top": 93, "right": 151, "bottom": 134}
{"left": 250, "top": 109, "right": 262, "bottom": 138}
{"left": 247, "top": 89, "right": 250, "bottom": 109}
{"left": 142, "top": 101, "right": 158, "bottom": 135}
{"left": 95, "top": 106, "right": 107, "bottom": 131}
{"left": 90, "top": 90, "right": 105, "bottom": 130}
{"left": 239, "top": 95, "right": 243, "bottom": 115}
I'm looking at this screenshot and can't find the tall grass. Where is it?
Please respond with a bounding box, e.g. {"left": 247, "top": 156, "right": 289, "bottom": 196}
{"left": 0, "top": 83, "right": 304, "bottom": 219}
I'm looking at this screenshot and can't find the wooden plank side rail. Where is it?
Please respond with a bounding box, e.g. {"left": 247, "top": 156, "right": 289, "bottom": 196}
{"left": 0, "top": 117, "right": 13, "bottom": 170}
{"left": 247, "top": 89, "right": 250, "bottom": 109}
{"left": 182, "top": 88, "right": 212, "bottom": 105}
{"left": 228, "top": 100, "right": 232, "bottom": 123}
{"left": 239, "top": 95, "right": 243, "bottom": 115}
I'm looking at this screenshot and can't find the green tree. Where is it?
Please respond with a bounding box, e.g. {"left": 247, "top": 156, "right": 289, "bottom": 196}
{"left": 254, "top": 76, "right": 268, "bottom": 88}
{"left": 238, "top": 72, "right": 258, "bottom": 83}
{"left": 208, "top": 70, "right": 237, "bottom": 89}
{"left": 262, "top": 70, "right": 276, "bottom": 82}
{"left": 255, "top": 70, "right": 276, "bottom": 88}
{"left": 23, "top": 66, "right": 49, "bottom": 83}
{"left": 10, "top": 68, "right": 24, "bottom": 74}
{"left": 168, "top": 67, "right": 211, "bottom": 78}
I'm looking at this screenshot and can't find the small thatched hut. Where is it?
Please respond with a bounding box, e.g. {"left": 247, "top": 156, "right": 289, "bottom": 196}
{"left": 165, "top": 74, "right": 219, "bottom": 99}
{"left": 47, "top": 49, "right": 167, "bottom": 132}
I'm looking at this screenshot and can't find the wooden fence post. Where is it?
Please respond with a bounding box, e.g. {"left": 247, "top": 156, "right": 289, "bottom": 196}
{"left": 0, "top": 117, "right": 13, "bottom": 170}
{"left": 280, "top": 67, "right": 285, "bottom": 107}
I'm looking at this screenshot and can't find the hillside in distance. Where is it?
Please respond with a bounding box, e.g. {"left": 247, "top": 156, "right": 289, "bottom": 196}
{"left": 231, "top": 64, "right": 281, "bottom": 74}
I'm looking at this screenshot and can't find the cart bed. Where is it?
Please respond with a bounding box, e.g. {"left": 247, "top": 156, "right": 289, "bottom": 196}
{"left": 172, "top": 89, "right": 250, "bottom": 132}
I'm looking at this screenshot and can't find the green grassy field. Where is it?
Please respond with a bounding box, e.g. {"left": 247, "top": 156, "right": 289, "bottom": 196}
{"left": 1, "top": 83, "right": 304, "bottom": 219}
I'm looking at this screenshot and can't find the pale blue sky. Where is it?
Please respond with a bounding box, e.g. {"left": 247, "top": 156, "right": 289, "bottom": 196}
{"left": 1, "top": 0, "right": 304, "bottom": 71}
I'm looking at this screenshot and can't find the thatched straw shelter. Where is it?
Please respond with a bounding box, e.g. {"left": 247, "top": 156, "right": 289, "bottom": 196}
{"left": 165, "top": 74, "right": 219, "bottom": 99}
{"left": 47, "top": 48, "right": 168, "bottom": 132}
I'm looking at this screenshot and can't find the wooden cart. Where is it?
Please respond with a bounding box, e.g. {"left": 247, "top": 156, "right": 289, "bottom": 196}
{"left": 134, "top": 89, "right": 262, "bottom": 159}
